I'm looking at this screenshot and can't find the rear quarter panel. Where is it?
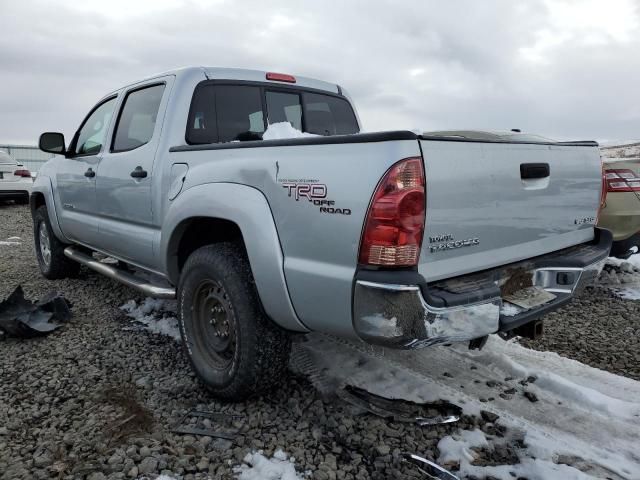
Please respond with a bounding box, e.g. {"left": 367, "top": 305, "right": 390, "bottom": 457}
{"left": 164, "top": 139, "right": 421, "bottom": 337}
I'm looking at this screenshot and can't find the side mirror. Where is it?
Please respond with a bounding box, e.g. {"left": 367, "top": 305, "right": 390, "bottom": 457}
{"left": 39, "top": 132, "right": 67, "bottom": 155}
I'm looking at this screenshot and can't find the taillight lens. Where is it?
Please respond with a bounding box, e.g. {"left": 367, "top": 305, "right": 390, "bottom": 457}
{"left": 605, "top": 168, "right": 640, "bottom": 192}
{"left": 359, "top": 157, "right": 425, "bottom": 267}
{"left": 14, "top": 169, "right": 31, "bottom": 178}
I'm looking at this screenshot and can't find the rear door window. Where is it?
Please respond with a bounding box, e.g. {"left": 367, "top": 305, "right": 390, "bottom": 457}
{"left": 112, "top": 84, "right": 165, "bottom": 152}
{"left": 266, "top": 91, "right": 302, "bottom": 130}
{"left": 303, "top": 93, "right": 359, "bottom": 136}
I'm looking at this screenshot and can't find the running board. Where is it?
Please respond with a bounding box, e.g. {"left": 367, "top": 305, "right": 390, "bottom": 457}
{"left": 63, "top": 246, "right": 176, "bottom": 299}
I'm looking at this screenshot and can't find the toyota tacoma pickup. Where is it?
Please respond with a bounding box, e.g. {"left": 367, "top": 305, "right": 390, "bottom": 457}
{"left": 32, "top": 67, "right": 611, "bottom": 400}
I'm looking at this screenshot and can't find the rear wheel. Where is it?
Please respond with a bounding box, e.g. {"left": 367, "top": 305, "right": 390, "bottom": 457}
{"left": 33, "top": 205, "right": 80, "bottom": 279}
{"left": 178, "top": 243, "right": 291, "bottom": 400}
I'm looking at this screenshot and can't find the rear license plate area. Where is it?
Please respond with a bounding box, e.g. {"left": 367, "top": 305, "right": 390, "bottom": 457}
{"left": 503, "top": 286, "right": 556, "bottom": 309}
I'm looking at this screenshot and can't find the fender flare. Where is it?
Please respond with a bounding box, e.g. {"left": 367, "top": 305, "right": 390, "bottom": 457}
{"left": 161, "top": 182, "right": 308, "bottom": 333}
{"left": 30, "top": 176, "right": 71, "bottom": 244}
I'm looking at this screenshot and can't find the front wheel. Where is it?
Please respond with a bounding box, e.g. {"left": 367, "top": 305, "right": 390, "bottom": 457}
{"left": 33, "top": 205, "right": 80, "bottom": 279}
{"left": 178, "top": 243, "right": 291, "bottom": 400}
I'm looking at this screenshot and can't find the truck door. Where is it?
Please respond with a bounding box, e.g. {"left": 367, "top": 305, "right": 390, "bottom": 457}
{"left": 55, "top": 96, "right": 117, "bottom": 246}
{"left": 93, "top": 79, "right": 171, "bottom": 267}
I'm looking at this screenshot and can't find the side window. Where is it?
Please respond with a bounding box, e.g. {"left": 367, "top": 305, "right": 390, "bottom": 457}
{"left": 304, "top": 93, "right": 359, "bottom": 136}
{"left": 112, "top": 84, "right": 165, "bottom": 152}
{"left": 215, "top": 86, "right": 265, "bottom": 142}
{"left": 266, "top": 91, "right": 302, "bottom": 130}
{"left": 75, "top": 97, "right": 117, "bottom": 155}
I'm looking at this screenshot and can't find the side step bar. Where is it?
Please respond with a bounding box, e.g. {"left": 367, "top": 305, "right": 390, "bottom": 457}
{"left": 63, "top": 246, "right": 176, "bottom": 299}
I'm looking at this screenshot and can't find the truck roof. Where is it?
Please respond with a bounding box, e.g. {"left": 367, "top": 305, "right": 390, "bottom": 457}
{"left": 116, "top": 66, "right": 341, "bottom": 96}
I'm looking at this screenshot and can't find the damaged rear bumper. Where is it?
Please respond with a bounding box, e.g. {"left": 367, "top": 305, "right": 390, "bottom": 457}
{"left": 352, "top": 229, "right": 612, "bottom": 349}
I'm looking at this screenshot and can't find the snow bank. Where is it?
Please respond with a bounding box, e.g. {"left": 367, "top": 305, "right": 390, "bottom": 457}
{"left": 598, "top": 254, "right": 640, "bottom": 299}
{"left": 292, "top": 334, "right": 640, "bottom": 479}
{"left": 262, "top": 122, "right": 318, "bottom": 141}
{"left": 234, "top": 450, "right": 305, "bottom": 480}
{"left": 120, "top": 298, "right": 181, "bottom": 341}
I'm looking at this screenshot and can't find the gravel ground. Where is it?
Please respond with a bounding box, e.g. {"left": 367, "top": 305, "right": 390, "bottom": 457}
{"left": 0, "top": 202, "right": 638, "bottom": 480}
{"left": 522, "top": 268, "right": 640, "bottom": 381}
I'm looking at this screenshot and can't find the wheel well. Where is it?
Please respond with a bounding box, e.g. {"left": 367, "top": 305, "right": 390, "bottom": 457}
{"left": 171, "top": 217, "right": 245, "bottom": 281}
{"left": 30, "top": 192, "right": 46, "bottom": 216}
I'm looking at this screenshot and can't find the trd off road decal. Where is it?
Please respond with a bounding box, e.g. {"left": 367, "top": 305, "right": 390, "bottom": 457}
{"left": 280, "top": 178, "right": 351, "bottom": 215}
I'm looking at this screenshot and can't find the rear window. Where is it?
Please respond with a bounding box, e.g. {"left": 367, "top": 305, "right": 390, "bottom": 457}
{"left": 303, "top": 93, "right": 359, "bottom": 136}
{"left": 216, "top": 86, "right": 265, "bottom": 142}
{"left": 266, "top": 91, "right": 302, "bottom": 131}
{"left": 186, "top": 83, "right": 359, "bottom": 145}
{"left": 187, "top": 85, "right": 265, "bottom": 144}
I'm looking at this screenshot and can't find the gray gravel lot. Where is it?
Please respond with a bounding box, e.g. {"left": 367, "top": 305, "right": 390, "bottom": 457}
{"left": 0, "top": 202, "right": 638, "bottom": 479}
{"left": 522, "top": 282, "right": 640, "bottom": 381}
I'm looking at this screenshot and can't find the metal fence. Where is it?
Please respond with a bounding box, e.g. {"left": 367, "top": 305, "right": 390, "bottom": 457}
{"left": 0, "top": 145, "right": 54, "bottom": 173}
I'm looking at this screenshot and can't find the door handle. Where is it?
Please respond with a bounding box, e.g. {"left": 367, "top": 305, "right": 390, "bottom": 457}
{"left": 130, "top": 166, "right": 148, "bottom": 179}
{"left": 520, "top": 163, "right": 550, "bottom": 180}
{"left": 84, "top": 168, "right": 95, "bottom": 178}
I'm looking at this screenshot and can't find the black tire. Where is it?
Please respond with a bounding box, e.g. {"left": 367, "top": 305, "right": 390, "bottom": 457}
{"left": 178, "top": 243, "right": 291, "bottom": 401}
{"left": 33, "top": 205, "right": 80, "bottom": 279}
{"left": 611, "top": 233, "right": 640, "bottom": 259}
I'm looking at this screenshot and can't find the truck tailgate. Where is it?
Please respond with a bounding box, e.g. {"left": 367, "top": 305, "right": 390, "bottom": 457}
{"left": 418, "top": 139, "right": 602, "bottom": 282}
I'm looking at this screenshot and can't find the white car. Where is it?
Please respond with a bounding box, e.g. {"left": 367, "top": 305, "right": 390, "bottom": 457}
{"left": 0, "top": 151, "right": 32, "bottom": 204}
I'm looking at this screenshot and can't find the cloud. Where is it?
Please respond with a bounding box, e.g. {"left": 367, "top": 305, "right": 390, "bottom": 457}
{"left": 0, "top": 0, "right": 639, "bottom": 144}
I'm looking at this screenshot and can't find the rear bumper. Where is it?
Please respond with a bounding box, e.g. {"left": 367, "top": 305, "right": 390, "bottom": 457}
{"left": 0, "top": 189, "right": 30, "bottom": 199}
{"left": 0, "top": 179, "right": 32, "bottom": 198}
{"left": 598, "top": 191, "right": 640, "bottom": 241}
{"left": 352, "top": 228, "right": 612, "bottom": 348}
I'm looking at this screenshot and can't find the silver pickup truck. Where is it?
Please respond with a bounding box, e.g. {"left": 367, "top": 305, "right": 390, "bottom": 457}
{"left": 33, "top": 66, "right": 611, "bottom": 400}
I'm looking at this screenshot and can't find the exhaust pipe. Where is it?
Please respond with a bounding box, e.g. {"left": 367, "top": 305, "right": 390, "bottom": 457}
{"left": 64, "top": 246, "right": 176, "bottom": 299}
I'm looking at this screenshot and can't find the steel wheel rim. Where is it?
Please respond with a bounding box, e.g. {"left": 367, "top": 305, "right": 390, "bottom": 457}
{"left": 192, "top": 280, "right": 236, "bottom": 369}
{"left": 38, "top": 222, "right": 51, "bottom": 266}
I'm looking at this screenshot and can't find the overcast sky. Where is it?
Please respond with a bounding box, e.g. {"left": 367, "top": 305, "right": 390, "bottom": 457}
{"left": 1, "top": 0, "right": 639, "bottom": 145}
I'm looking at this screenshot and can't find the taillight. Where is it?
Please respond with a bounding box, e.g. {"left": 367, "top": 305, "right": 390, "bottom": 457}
{"left": 266, "top": 72, "right": 296, "bottom": 83}
{"left": 14, "top": 169, "right": 31, "bottom": 178}
{"left": 359, "top": 157, "right": 425, "bottom": 267}
{"left": 605, "top": 168, "right": 640, "bottom": 192}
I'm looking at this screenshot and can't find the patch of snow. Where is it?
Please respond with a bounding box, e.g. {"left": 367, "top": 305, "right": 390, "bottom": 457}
{"left": 262, "top": 122, "right": 318, "bottom": 141}
{"left": 292, "top": 334, "right": 640, "bottom": 479}
{"left": 611, "top": 286, "right": 640, "bottom": 300}
{"left": 120, "top": 298, "right": 180, "bottom": 341}
{"left": 0, "top": 236, "right": 21, "bottom": 245}
{"left": 600, "top": 142, "right": 640, "bottom": 159}
{"left": 438, "top": 429, "right": 489, "bottom": 465}
{"left": 499, "top": 303, "right": 521, "bottom": 317}
{"left": 598, "top": 254, "right": 640, "bottom": 299}
{"left": 138, "top": 475, "right": 178, "bottom": 480}
{"left": 234, "top": 450, "right": 305, "bottom": 480}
